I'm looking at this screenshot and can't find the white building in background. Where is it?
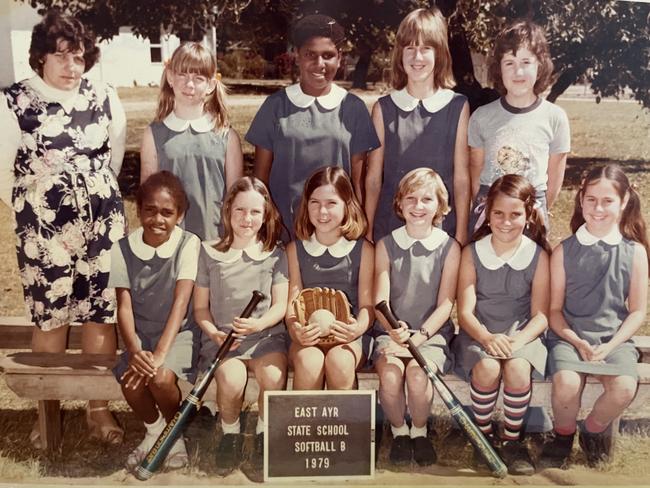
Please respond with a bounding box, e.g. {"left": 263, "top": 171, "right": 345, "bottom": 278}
{"left": 0, "top": 0, "right": 206, "bottom": 88}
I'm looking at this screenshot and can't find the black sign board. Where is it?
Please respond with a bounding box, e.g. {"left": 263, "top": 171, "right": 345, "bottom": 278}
{"left": 264, "top": 390, "right": 375, "bottom": 481}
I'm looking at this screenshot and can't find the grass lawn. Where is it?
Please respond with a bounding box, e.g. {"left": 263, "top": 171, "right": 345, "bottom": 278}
{"left": 0, "top": 90, "right": 649, "bottom": 483}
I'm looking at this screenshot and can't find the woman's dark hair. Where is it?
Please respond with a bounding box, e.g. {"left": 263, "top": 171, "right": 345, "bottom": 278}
{"left": 136, "top": 171, "right": 189, "bottom": 216}
{"left": 488, "top": 20, "right": 554, "bottom": 96}
{"left": 471, "top": 174, "right": 551, "bottom": 253}
{"left": 291, "top": 14, "right": 345, "bottom": 49}
{"left": 29, "top": 9, "right": 100, "bottom": 76}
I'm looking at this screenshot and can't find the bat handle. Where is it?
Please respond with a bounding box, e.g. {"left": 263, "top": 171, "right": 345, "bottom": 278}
{"left": 375, "top": 301, "right": 429, "bottom": 366}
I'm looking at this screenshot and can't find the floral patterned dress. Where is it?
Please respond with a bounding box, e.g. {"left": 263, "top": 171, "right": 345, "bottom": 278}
{"left": 3, "top": 78, "right": 126, "bottom": 331}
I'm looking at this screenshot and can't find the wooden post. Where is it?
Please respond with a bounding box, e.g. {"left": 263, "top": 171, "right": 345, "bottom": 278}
{"left": 38, "top": 400, "right": 62, "bottom": 451}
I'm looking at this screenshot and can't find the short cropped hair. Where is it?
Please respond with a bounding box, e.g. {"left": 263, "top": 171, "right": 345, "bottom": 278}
{"left": 291, "top": 14, "right": 345, "bottom": 49}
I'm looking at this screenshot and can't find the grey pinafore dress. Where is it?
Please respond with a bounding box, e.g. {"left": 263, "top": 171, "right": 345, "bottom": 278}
{"left": 295, "top": 237, "right": 372, "bottom": 358}
{"left": 150, "top": 118, "right": 228, "bottom": 241}
{"left": 372, "top": 226, "right": 455, "bottom": 372}
{"left": 197, "top": 241, "right": 289, "bottom": 369}
{"left": 374, "top": 90, "right": 467, "bottom": 241}
{"left": 113, "top": 230, "right": 199, "bottom": 382}
{"left": 245, "top": 84, "right": 380, "bottom": 238}
{"left": 547, "top": 228, "right": 639, "bottom": 379}
{"left": 453, "top": 236, "right": 547, "bottom": 381}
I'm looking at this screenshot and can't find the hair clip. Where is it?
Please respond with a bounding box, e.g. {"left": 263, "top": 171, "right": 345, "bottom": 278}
{"left": 630, "top": 182, "right": 639, "bottom": 191}
{"left": 215, "top": 72, "right": 222, "bottom": 81}
{"left": 163, "top": 59, "right": 171, "bottom": 68}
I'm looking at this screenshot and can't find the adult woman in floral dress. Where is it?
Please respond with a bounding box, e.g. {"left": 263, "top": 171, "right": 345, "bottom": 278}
{"left": 0, "top": 10, "right": 127, "bottom": 447}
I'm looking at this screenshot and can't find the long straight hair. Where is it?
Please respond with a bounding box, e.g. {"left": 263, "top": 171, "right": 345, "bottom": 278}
{"left": 155, "top": 42, "right": 229, "bottom": 130}
{"left": 390, "top": 7, "right": 455, "bottom": 91}
{"left": 294, "top": 166, "right": 367, "bottom": 241}
{"left": 215, "top": 177, "right": 282, "bottom": 252}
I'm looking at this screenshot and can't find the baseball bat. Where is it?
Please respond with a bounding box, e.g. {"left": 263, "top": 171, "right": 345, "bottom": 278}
{"left": 374, "top": 301, "right": 507, "bottom": 478}
{"left": 135, "top": 290, "right": 265, "bottom": 480}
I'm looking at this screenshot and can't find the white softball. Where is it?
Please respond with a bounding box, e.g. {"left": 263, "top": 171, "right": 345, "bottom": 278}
{"left": 308, "top": 308, "right": 336, "bottom": 337}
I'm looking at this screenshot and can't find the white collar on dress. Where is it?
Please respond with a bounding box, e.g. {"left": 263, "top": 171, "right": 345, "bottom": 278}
{"left": 26, "top": 75, "right": 80, "bottom": 113}
{"left": 285, "top": 83, "right": 347, "bottom": 110}
{"left": 390, "top": 87, "right": 455, "bottom": 113}
{"left": 302, "top": 234, "right": 356, "bottom": 258}
{"left": 575, "top": 224, "right": 623, "bottom": 246}
{"left": 475, "top": 234, "right": 536, "bottom": 270}
{"left": 202, "top": 239, "right": 273, "bottom": 263}
{"left": 392, "top": 225, "right": 447, "bottom": 251}
{"left": 163, "top": 111, "right": 216, "bottom": 133}
{"left": 128, "top": 226, "right": 183, "bottom": 259}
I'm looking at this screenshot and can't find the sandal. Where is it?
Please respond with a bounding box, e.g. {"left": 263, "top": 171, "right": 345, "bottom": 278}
{"left": 86, "top": 405, "right": 124, "bottom": 445}
{"left": 164, "top": 436, "right": 189, "bottom": 470}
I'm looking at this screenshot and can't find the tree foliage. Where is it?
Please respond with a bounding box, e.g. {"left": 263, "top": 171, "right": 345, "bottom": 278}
{"left": 20, "top": 0, "right": 650, "bottom": 107}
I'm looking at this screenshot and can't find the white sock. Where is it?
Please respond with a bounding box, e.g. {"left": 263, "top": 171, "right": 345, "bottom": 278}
{"left": 410, "top": 424, "right": 427, "bottom": 439}
{"left": 256, "top": 416, "right": 265, "bottom": 435}
{"left": 391, "top": 422, "right": 409, "bottom": 438}
{"left": 144, "top": 412, "right": 165, "bottom": 435}
{"left": 221, "top": 418, "right": 241, "bottom": 435}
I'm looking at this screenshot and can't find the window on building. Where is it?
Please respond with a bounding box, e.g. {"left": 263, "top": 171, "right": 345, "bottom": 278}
{"left": 150, "top": 35, "right": 162, "bottom": 63}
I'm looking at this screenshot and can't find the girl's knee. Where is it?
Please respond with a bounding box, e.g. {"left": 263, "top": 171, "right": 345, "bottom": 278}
{"left": 149, "top": 368, "right": 178, "bottom": 391}
{"left": 605, "top": 376, "right": 638, "bottom": 405}
{"left": 502, "top": 358, "right": 532, "bottom": 388}
{"left": 405, "top": 362, "right": 429, "bottom": 390}
{"left": 472, "top": 358, "right": 501, "bottom": 386}
{"left": 291, "top": 346, "right": 325, "bottom": 371}
{"left": 324, "top": 346, "right": 356, "bottom": 375}
{"left": 552, "top": 370, "right": 584, "bottom": 396}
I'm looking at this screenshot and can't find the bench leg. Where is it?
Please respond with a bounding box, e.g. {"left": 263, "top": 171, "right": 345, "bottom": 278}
{"left": 38, "top": 400, "right": 62, "bottom": 451}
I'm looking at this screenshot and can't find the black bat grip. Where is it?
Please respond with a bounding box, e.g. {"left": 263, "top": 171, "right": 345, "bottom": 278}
{"left": 135, "top": 290, "right": 264, "bottom": 480}
{"left": 374, "top": 300, "right": 429, "bottom": 368}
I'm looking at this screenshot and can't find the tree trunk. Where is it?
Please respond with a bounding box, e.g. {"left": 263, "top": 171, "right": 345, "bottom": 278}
{"left": 351, "top": 47, "right": 372, "bottom": 90}
{"left": 547, "top": 66, "right": 586, "bottom": 103}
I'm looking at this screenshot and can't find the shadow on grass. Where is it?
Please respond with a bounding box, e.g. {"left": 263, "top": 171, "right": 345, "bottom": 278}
{"left": 564, "top": 157, "right": 650, "bottom": 188}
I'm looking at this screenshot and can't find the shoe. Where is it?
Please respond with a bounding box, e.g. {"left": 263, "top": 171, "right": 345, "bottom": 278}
{"left": 540, "top": 431, "right": 575, "bottom": 468}
{"left": 499, "top": 440, "right": 535, "bottom": 475}
{"left": 215, "top": 433, "right": 243, "bottom": 475}
{"left": 164, "top": 436, "right": 189, "bottom": 470}
{"left": 241, "top": 433, "right": 264, "bottom": 483}
{"left": 578, "top": 423, "right": 613, "bottom": 467}
{"left": 87, "top": 405, "right": 124, "bottom": 446}
{"left": 125, "top": 428, "right": 163, "bottom": 472}
{"left": 412, "top": 436, "right": 437, "bottom": 466}
{"left": 389, "top": 435, "right": 412, "bottom": 465}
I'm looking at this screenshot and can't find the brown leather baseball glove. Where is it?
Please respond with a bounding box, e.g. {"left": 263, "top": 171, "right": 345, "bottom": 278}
{"left": 292, "top": 287, "right": 352, "bottom": 345}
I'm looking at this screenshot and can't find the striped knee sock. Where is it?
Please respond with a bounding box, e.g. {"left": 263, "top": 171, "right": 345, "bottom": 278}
{"left": 470, "top": 382, "right": 499, "bottom": 435}
{"left": 502, "top": 385, "right": 532, "bottom": 441}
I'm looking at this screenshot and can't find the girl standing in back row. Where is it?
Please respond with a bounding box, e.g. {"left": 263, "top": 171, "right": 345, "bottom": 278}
{"left": 468, "top": 20, "right": 570, "bottom": 233}
{"left": 140, "top": 42, "right": 243, "bottom": 240}
{"left": 246, "top": 14, "right": 380, "bottom": 239}
{"left": 365, "top": 7, "right": 470, "bottom": 244}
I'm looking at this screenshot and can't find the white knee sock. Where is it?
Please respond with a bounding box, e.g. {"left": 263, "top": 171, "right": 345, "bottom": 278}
{"left": 221, "top": 417, "right": 241, "bottom": 434}
{"left": 391, "top": 422, "right": 409, "bottom": 438}
{"left": 410, "top": 424, "right": 427, "bottom": 439}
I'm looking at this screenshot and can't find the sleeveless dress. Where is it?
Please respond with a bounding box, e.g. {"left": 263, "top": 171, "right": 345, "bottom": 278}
{"left": 110, "top": 227, "right": 200, "bottom": 382}
{"left": 150, "top": 113, "right": 228, "bottom": 241}
{"left": 547, "top": 225, "right": 639, "bottom": 379}
{"left": 4, "top": 77, "right": 126, "bottom": 331}
{"left": 245, "top": 84, "right": 380, "bottom": 239}
{"left": 295, "top": 236, "right": 372, "bottom": 358}
{"left": 196, "top": 240, "right": 289, "bottom": 368}
{"left": 374, "top": 89, "right": 467, "bottom": 241}
{"left": 453, "top": 235, "right": 547, "bottom": 381}
{"left": 372, "top": 226, "right": 455, "bottom": 372}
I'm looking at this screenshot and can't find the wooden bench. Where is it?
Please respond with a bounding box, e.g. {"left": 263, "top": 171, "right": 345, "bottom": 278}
{"left": 2, "top": 317, "right": 650, "bottom": 451}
